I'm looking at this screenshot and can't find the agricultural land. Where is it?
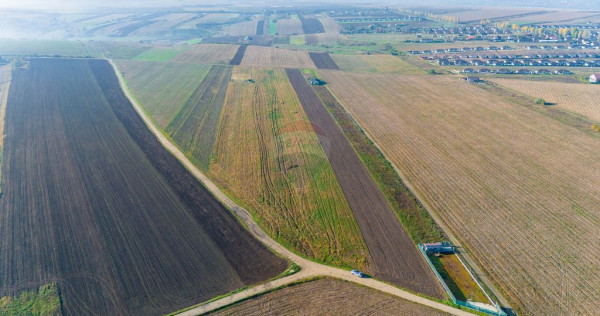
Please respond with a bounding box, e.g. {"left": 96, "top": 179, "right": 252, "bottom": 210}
{"left": 210, "top": 278, "right": 450, "bottom": 316}
{"left": 114, "top": 60, "right": 211, "bottom": 127}
{"left": 286, "top": 68, "right": 444, "bottom": 298}
{"left": 490, "top": 78, "right": 600, "bottom": 123}
{"left": 170, "top": 44, "right": 239, "bottom": 64}
{"left": 322, "top": 70, "right": 600, "bottom": 315}
{"left": 0, "top": 64, "right": 11, "bottom": 193}
{"left": 203, "top": 66, "right": 370, "bottom": 269}
{"left": 0, "top": 58, "right": 286, "bottom": 315}
{"left": 240, "top": 46, "right": 316, "bottom": 69}
{"left": 331, "top": 54, "right": 425, "bottom": 74}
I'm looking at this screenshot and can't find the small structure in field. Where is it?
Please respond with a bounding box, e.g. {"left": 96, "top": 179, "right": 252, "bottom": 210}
{"left": 421, "top": 241, "right": 454, "bottom": 254}
{"left": 308, "top": 77, "right": 326, "bottom": 85}
{"left": 589, "top": 73, "right": 600, "bottom": 83}
{"left": 460, "top": 76, "right": 481, "bottom": 83}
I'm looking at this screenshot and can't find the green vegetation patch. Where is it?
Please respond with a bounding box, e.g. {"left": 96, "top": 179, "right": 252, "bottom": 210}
{"left": 166, "top": 65, "right": 231, "bottom": 170}
{"left": 313, "top": 84, "right": 444, "bottom": 244}
{"left": 0, "top": 283, "right": 61, "bottom": 316}
{"left": 290, "top": 35, "right": 306, "bottom": 45}
{"left": 115, "top": 60, "right": 211, "bottom": 127}
{"left": 133, "top": 48, "right": 182, "bottom": 62}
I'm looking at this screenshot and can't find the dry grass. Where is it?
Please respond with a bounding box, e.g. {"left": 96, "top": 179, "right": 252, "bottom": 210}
{"left": 240, "top": 46, "right": 316, "bottom": 69}
{"left": 331, "top": 54, "right": 425, "bottom": 74}
{"left": 222, "top": 20, "right": 258, "bottom": 36}
{"left": 491, "top": 78, "right": 600, "bottom": 123}
{"left": 319, "top": 15, "right": 342, "bottom": 34}
{"left": 171, "top": 44, "right": 239, "bottom": 64}
{"left": 444, "top": 8, "right": 549, "bottom": 22}
{"left": 210, "top": 278, "right": 450, "bottom": 316}
{"left": 322, "top": 71, "right": 600, "bottom": 315}
{"left": 434, "top": 253, "right": 491, "bottom": 304}
{"left": 209, "top": 67, "right": 369, "bottom": 268}
{"left": 276, "top": 18, "right": 303, "bottom": 35}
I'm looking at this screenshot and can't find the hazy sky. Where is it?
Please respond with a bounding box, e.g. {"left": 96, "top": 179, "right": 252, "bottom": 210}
{"left": 0, "top": 0, "right": 595, "bottom": 12}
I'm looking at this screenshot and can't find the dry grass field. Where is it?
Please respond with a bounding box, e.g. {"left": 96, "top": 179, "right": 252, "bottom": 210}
{"left": 431, "top": 253, "right": 491, "bottom": 304}
{"left": 210, "top": 278, "right": 450, "bottom": 316}
{"left": 287, "top": 69, "right": 444, "bottom": 298}
{"left": 321, "top": 71, "right": 600, "bottom": 315}
{"left": 276, "top": 18, "right": 303, "bottom": 35}
{"left": 331, "top": 54, "right": 425, "bottom": 74}
{"left": 443, "top": 8, "right": 549, "bottom": 22}
{"left": 209, "top": 67, "right": 369, "bottom": 268}
{"left": 0, "top": 64, "right": 11, "bottom": 192}
{"left": 319, "top": 15, "right": 342, "bottom": 33}
{"left": 491, "top": 78, "right": 600, "bottom": 123}
{"left": 507, "top": 10, "right": 600, "bottom": 24}
{"left": 222, "top": 21, "right": 258, "bottom": 36}
{"left": 171, "top": 44, "right": 239, "bottom": 64}
{"left": 240, "top": 46, "right": 316, "bottom": 69}
{"left": 115, "top": 60, "right": 211, "bottom": 127}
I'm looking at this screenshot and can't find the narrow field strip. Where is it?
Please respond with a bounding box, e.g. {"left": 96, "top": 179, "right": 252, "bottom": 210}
{"left": 229, "top": 45, "right": 247, "bottom": 65}
{"left": 308, "top": 52, "right": 340, "bottom": 70}
{"left": 285, "top": 68, "right": 445, "bottom": 299}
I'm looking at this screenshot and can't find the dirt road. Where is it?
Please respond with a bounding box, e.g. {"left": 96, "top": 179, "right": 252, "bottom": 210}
{"left": 108, "top": 60, "right": 476, "bottom": 316}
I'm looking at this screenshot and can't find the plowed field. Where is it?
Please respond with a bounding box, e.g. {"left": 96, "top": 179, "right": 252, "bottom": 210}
{"left": 286, "top": 68, "right": 444, "bottom": 299}
{"left": 321, "top": 71, "right": 600, "bottom": 315}
{"left": 308, "top": 52, "right": 339, "bottom": 70}
{"left": 211, "top": 278, "right": 450, "bottom": 316}
{"left": 0, "top": 58, "right": 285, "bottom": 315}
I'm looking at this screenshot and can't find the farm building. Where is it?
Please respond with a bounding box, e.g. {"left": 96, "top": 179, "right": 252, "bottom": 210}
{"left": 308, "top": 77, "right": 326, "bottom": 85}
{"left": 589, "top": 73, "right": 600, "bottom": 83}
{"left": 422, "top": 242, "right": 454, "bottom": 254}
{"left": 461, "top": 76, "right": 481, "bottom": 83}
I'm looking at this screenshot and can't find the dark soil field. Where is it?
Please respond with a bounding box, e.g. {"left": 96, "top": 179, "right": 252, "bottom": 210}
{"left": 308, "top": 52, "right": 340, "bottom": 70}
{"left": 166, "top": 65, "right": 231, "bottom": 170}
{"left": 210, "top": 278, "right": 450, "bottom": 316}
{"left": 230, "top": 45, "right": 247, "bottom": 65}
{"left": 256, "top": 20, "right": 265, "bottom": 35}
{"left": 298, "top": 14, "right": 325, "bottom": 34}
{"left": 0, "top": 58, "right": 286, "bottom": 315}
{"left": 285, "top": 68, "right": 444, "bottom": 299}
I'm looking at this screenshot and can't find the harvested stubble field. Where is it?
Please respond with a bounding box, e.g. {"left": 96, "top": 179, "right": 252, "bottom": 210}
{"left": 443, "top": 8, "right": 549, "bottom": 23}
{"left": 490, "top": 78, "right": 600, "bottom": 123}
{"left": 166, "top": 65, "right": 232, "bottom": 170}
{"left": 276, "top": 18, "right": 303, "bottom": 35}
{"left": 210, "top": 278, "right": 450, "bottom": 316}
{"left": 331, "top": 54, "right": 425, "bottom": 74}
{"left": 240, "top": 46, "right": 316, "bottom": 69}
{"left": 0, "top": 65, "right": 11, "bottom": 192}
{"left": 286, "top": 68, "right": 444, "bottom": 298}
{"left": 209, "top": 67, "right": 369, "bottom": 268}
{"left": 115, "top": 60, "right": 211, "bottom": 127}
{"left": 0, "top": 58, "right": 286, "bottom": 315}
{"left": 319, "top": 15, "right": 342, "bottom": 34}
{"left": 321, "top": 70, "right": 600, "bottom": 315}
{"left": 171, "top": 44, "right": 239, "bottom": 64}
{"left": 507, "top": 10, "right": 600, "bottom": 24}
{"left": 308, "top": 52, "right": 339, "bottom": 70}
{"left": 222, "top": 20, "right": 258, "bottom": 36}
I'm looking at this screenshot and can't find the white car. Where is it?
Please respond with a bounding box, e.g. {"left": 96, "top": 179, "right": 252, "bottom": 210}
{"left": 351, "top": 270, "right": 364, "bottom": 278}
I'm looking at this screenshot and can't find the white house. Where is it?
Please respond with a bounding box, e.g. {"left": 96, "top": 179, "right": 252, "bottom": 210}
{"left": 589, "top": 73, "right": 600, "bottom": 83}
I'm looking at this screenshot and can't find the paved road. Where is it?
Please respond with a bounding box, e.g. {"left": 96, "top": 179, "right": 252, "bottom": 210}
{"left": 108, "top": 60, "right": 476, "bottom": 316}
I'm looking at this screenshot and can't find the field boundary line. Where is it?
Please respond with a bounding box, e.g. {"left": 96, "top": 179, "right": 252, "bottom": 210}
{"left": 321, "top": 82, "right": 513, "bottom": 312}
{"left": 108, "top": 59, "right": 476, "bottom": 316}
